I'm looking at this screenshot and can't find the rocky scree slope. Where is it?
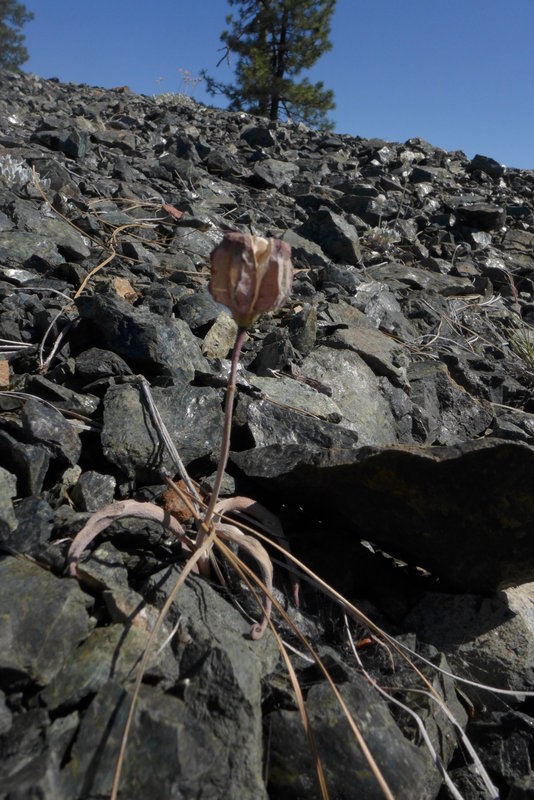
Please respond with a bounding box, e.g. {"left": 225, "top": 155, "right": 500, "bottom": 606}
{"left": 0, "top": 70, "right": 534, "bottom": 798}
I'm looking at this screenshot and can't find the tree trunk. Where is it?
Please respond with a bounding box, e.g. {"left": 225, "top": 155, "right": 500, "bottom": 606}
{"left": 269, "top": 8, "right": 288, "bottom": 121}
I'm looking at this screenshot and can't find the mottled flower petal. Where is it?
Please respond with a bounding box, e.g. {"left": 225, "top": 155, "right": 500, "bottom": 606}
{"left": 210, "top": 232, "right": 293, "bottom": 328}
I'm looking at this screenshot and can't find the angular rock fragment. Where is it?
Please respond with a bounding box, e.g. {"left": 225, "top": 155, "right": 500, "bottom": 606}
{"left": 252, "top": 157, "right": 299, "bottom": 189}
{"left": 0, "top": 429, "right": 50, "bottom": 495}
{"left": 301, "top": 345, "right": 398, "bottom": 445}
{"left": 266, "top": 677, "right": 429, "bottom": 799}
{"left": 0, "top": 556, "right": 91, "bottom": 688}
{"left": 21, "top": 397, "right": 81, "bottom": 466}
{"left": 70, "top": 470, "right": 116, "bottom": 511}
{"left": 76, "top": 293, "right": 207, "bottom": 382}
{"left": 74, "top": 346, "right": 133, "bottom": 379}
{"left": 10, "top": 496, "right": 55, "bottom": 553}
{"left": 101, "top": 382, "right": 224, "bottom": 481}
{"left": 30, "top": 128, "right": 88, "bottom": 159}
{"left": 0, "top": 467, "right": 17, "bottom": 537}
{"left": 298, "top": 206, "right": 362, "bottom": 265}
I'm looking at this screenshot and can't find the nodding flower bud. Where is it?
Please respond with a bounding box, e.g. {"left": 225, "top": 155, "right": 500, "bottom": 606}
{"left": 209, "top": 232, "right": 293, "bottom": 328}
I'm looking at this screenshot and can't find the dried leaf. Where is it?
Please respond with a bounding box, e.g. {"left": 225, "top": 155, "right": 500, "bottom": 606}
{"left": 162, "top": 202, "right": 183, "bottom": 221}
{"left": 112, "top": 277, "right": 138, "bottom": 302}
{"left": 0, "top": 360, "right": 9, "bottom": 390}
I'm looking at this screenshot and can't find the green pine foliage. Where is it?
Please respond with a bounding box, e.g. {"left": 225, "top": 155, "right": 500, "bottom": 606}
{"left": 203, "top": 0, "right": 336, "bottom": 130}
{"left": 0, "top": 0, "right": 33, "bottom": 70}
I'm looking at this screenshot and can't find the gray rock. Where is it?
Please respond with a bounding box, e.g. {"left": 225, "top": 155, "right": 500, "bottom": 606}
{"left": 0, "top": 231, "right": 68, "bottom": 268}
{"left": 338, "top": 193, "right": 399, "bottom": 226}
{"left": 281, "top": 228, "right": 330, "bottom": 267}
{"left": 299, "top": 206, "right": 362, "bottom": 265}
{"left": 371, "top": 262, "right": 474, "bottom": 296}
{"left": 74, "top": 346, "right": 133, "bottom": 379}
{"left": 408, "top": 361, "right": 492, "bottom": 445}
{"left": 0, "top": 707, "right": 70, "bottom": 800}
{"left": 404, "top": 583, "right": 534, "bottom": 697}
{"left": 3, "top": 68, "right": 534, "bottom": 799}
{"left": 468, "top": 153, "right": 505, "bottom": 178}
{"left": 10, "top": 496, "right": 55, "bottom": 553}
{"left": 175, "top": 288, "right": 222, "bottom": 332}
{"left": 266, "top": 676, "right": 430, "bottom": 799}
{"left": 22, "top": 375, "right": 100, "bottom": 416}
{"left": 236, "top": 392, "right": 356, "bottom": 455}
{"left": 253, "top": 157, "right": 299, "bottom": 189}
{"left": 101, "top": 382, "right": 224, "bottom": 481}
{"left": 324, "top": 299, "right": 409, "bottom": 386}
{"left": 76, "top": 293, "right": 207, "bottom": 382}
{"left": 0, "top": 556, "right": 91, "bottom": 688}
{"left": 141, "top": 566, "right": 279, "bottom": 799}
{"left": 70, "top": 470, "right": 116, "bottom": 511}
{"left": 240, "top": 123, "right": 276, "bottom": 148}
{"left": 302, "top": 345, "right": 398, "bottom": 444}
{"left": 0, "top": 691, "right": 12, "bottom": 736}
{"left": 21, "top": 397, "right": 81, "bottom": 466}
{"left": 40, "top": 621, "right": 179, "bottom": 711}
{"left": 232, "top": 440, "right": 534, "bottom": 593}
{"left": 0, "top": 466, "right": 17, "bottom": 536}
{"left": 30, "top": 128, "right": 88, "bottom": 159}
{"left": 254, "top": 335, "right": 296, "bottom": 375}
{"left": 287, "top": 303, "right": 317, "bottom": 355}
{"left": 0, "top": 429, "right": 50, "bottom": 495}
{"left": 61, "top": 680, "right": 230, "bottom": 800}
{"left": 201, "top": 311, "right": 238, "bottom": 359}
{"left": 455, "top": 201, "right": 506, "bottom": 230}
{"left": 354, "top": 280, "right": 417, "bottom": 340}
{"left": 248, "top": 372, "right": 341, "bottom": 422}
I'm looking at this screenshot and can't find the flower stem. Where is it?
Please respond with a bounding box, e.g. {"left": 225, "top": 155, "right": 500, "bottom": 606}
{"left": 197, "top": 326, "right": 247, "bottom": 545}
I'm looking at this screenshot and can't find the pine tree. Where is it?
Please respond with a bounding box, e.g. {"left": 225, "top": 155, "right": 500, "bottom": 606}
{"left": 0, "top": 0, "right": 34, "bottom": 70}
{"left": 204, "top": 0, "right": 336, "bottom": 130}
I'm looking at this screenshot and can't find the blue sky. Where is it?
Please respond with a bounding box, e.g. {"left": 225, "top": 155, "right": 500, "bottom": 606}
{"left": 21, "top": 0, "right": 534, "bottom": 169}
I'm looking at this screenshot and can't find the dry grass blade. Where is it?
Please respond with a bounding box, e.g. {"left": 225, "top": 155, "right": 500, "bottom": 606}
{"left": 220, "top": 510, "right": 450, "bottom": 701}
{"left": 8, "top": 286, "right": 76, "bottom": 373}
{"left": 32, "top": 166, "right": 102, "bottom": 249}
{"left": 223, "top": 510, "right": 531, "bottom": 798}
{"left": 215, "top": 537, "right": 330, "bottom": 799}
{"left": 216, "top": 521, "right": 273, "bottom": 638}
{"left": 388, "top": 636, "right": 534, "bottom": 698}
{"left": 138, "top": 377, "right": 201, "bottom": 508}
{"left": 214, "top": 535, "right": 396, "bottom": 800}
{"left": 38, "top": 311, "right": 75, "bottom": 373}
{"left": 397, "top": 688, "right": 499, "bottom": 800}
{"left": 65, "top": 499, "right": 276, "bottom": 786}
{"left": 32, "top": 166, "right": 160, "bottom": 299}
{"left": 110, "top": 525, "right": 219, "bottom": 800}
{"left": 0, "top": 339, "right": 33, "bottom": 354}
{"left": 161, "top": 480, "right": 275, "bottom": 638}
{"left": 0, "top": 391, "right": 99, "bottom": 431}
{"left": 214, "top": 495, "right": 300, "bottom": 606}
{"left": 344, "top": 614, "right": 465, "bottom": 800}
{"left": 73, "top": 248, "right": 117, "bottom": 299}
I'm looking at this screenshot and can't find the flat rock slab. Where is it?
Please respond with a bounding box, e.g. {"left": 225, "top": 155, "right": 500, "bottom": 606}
{"left": 232, "top": 439, "right": 534, "bottom": 593}
{"left": 302, "top": 346, "right": 398, "bottom": 445}
{"left": 324, "top": 298, "right": 408, "bottom": 386}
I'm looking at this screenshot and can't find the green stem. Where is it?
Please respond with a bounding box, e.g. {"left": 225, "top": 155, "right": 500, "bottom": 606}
{"left": 198, "top": 326, "right": 247, "bottom": 542}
